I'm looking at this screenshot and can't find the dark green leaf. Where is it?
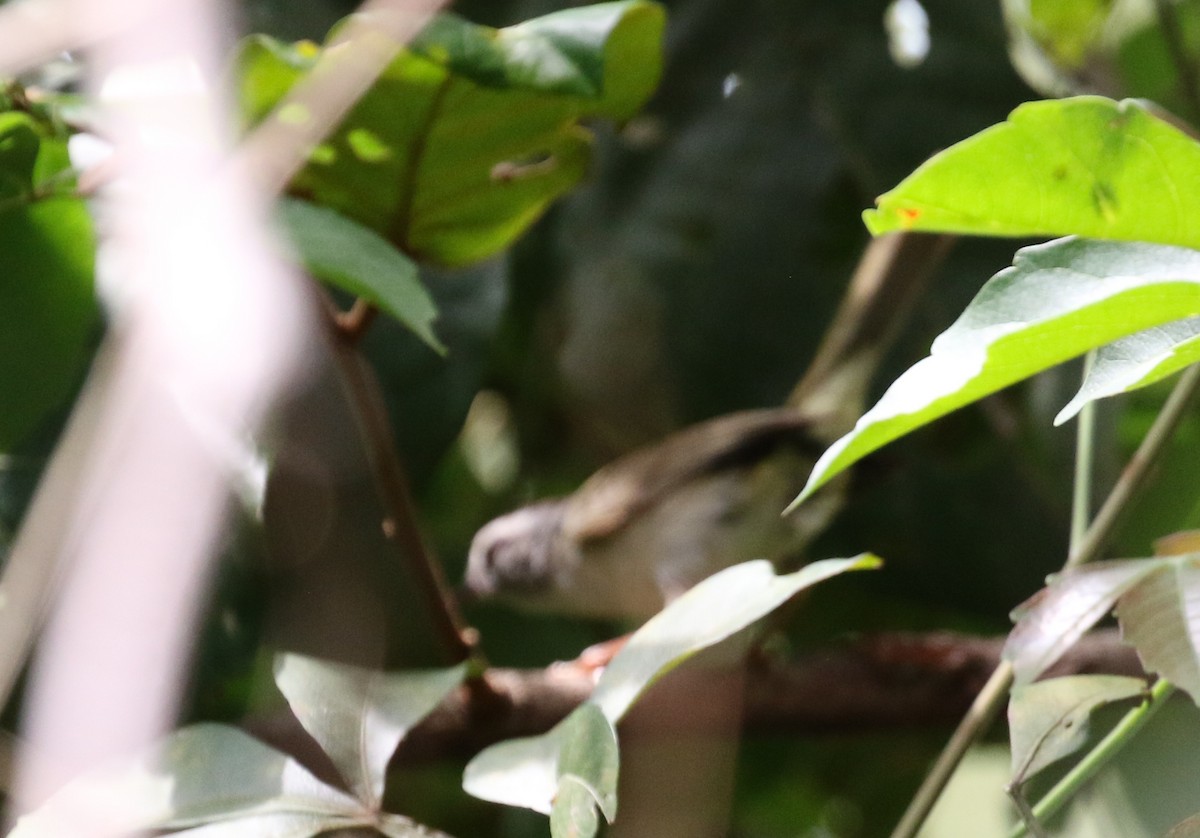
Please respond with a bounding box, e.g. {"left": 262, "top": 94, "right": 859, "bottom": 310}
{"left": 276, "top": 198, "right": 443, "bottom": 353}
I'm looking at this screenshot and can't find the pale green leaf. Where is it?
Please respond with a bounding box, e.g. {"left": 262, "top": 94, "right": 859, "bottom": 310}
{"left": 794, "top": 237, "right": 1200, "bottom": 505}
{"left": 1117, "top": 555, "right": 1200, "bottom": 702}
{"left": 276, "top": 198, "right": 444, "bottom": 353}
{"left": 1008, "top": 674, "right": 1146, "bottom": 786}
{"left": 463, "top": 557, "right": 879, "bottom": 816}
{"left": 550, "top": 778, "right": 602, "bottom": 838}
{"left": 590, "top": 555, "right": 880, "bottom": 720}
{"left": 1004, "top": 559, "right": 1160, "bottom": 685}
{"left": 166, "top": 812, "right": 365, "bottom": 838}
{"left": 8, "top": 725, "right": 357, "bottom": 838}
{"left": 863, "top": 97, "right": 1200, "bottom": 247}
{"left": 1056, "top": 317, "right": 1200, "bottom": 424}
{"left": 274, "top": 655, "right": 466, "bottom": 808}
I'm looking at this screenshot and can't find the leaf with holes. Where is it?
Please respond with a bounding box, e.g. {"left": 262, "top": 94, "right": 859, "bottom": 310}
{"left": 1008, "top": 674, "right": 1147, "bottom": 787}
{"left": 792, "top": 237, "right": 1200, "bottom": 505}
{"left": 1116, "top": 554, "right": 1200, "bottom": 702}
{"left": 238, "top": 1, "right": 664, "bottom": 267}
{"left": 274, "top": 654, "right": 466, "bottom": 808}
{"left": 1055, "top": 317, "right": 1200, "bottom": 424}
{"left": 1004, "top": 559, "right": 1160, "bottom": 686}
{"left": 863, "top": 97, "right": 1200, "bottom": 247}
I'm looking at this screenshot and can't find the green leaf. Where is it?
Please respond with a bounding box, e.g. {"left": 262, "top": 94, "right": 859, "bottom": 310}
{"left": 1055, "top": 317, "right": 1200, "bottom": 424}
{"left": 274, "top": 654, "right": 466, "bottom": 808}
{"left": 276, "top": 198, "right": 444, "bottom": 353}
{"left": 794, "top": 237, "right": 1200, "bottom": 505}
{"left": 590, "top": 555, "right": 879, "bottom": 720}
{"left": 166, "top": 812, "right": 365, "bottom": 838}
{"left": 864, "top": 97, "right": 1200, "bottom": 247}
{"left": 549, "top": 703, "right": 620, "bottom": 838}
{"left": 462, "top": 557, "right": 879, "bottom": 815}
{"left": 1004, "top": 560, "right": 1159, "bottom": 685}
{"left": 1116, "top": 555, "right": 1200, "bottom": 702}
{"left": 238, "top": 1, "right": 665, "bottom": 266}
{"left": 1008, "top": 674, "right": 1146, "bottom": 786}
{"left": 8, "top": 724, "right": 357, "bottom": 837}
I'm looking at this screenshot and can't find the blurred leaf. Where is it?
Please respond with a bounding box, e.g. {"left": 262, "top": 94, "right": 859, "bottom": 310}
{"left": 238, "top": 1, "right": 664, "bottom": 266}
{"left": 274, "top": 654, "right": 466, "bottom": 807}
{"left": 276, "top": 198, "right": 444, "bottom": 353}
{"left": 463, "top": 557, "right": 879, "bottom": 815}
{"left": 864, "top": 97, "right": 1200, "bottom": 247}
{"left": 377, "top": 812, "right": 454, "bottom": 837}
{"left": 550, "top": 778, "right": 602, "bottom": 838}
{"left": 166, "top": 812, "right": 365, "bottom": 837}
{"left": 1008, "top": 674, "right": 1146, "bottom": 786}
{"left": 1056, "top": 317, "right": 1200, "bottom": 424}
{"left": 1116, "top": 555, "right": 1200, "bottom": 702}
{"left": 590, "top": 555, "right": 880, "bottom": 719}
{"left": 795, "top": 237, "right": 1200, "bottom": 504}
{"left": 0, "top": 111, "right": 96, "bottom": 450}
{"left": 1168, "top": 812, "right": 1200, "bottom": 837}
{"left": 9, "top": 724, "right": 357, "bottom": 837}
{"left": 549, "top": 703, "right": 619, "bottom": 838}
{"left": 1004, "top": 560, "right": 1159, "bottom": 685}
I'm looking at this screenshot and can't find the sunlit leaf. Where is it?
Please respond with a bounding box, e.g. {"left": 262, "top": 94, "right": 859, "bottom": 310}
{"left": 1055, "top": 317, "right": 1200, "bottom": 424}
{"left": 8, "top": 725, "right": 357, "bottom": 837}
{"left": 794, "top": 237, "right": 1200, "bottom": 505}
{"left": 1004, "top": 559, "right": 1159, "bottom": 685}
{"left": 238, "top": 1, "right": 665, "bottom": 267}
{"left": 1168, "top": 812, "right": 1200, "bottom": 838}
{"left": 864, "top": 97, "right": 1200, "bottom": 247}
{"left": 1008, "top": 674, "right": 1146, "bottom": 786}
{"left": 274, "top": 655, "right": 466, "bottom": 807}
{"left": 463, "top": 557, "right": 879, "bottom": 815}
{"left": 1117, "top": 555, "right": 1200, "bottom": 702}
{"left": 276, "top": 198, "right": 444, "bottom": 353}
{"left": 590, "top": 555, "right": 878, "bottom": 719}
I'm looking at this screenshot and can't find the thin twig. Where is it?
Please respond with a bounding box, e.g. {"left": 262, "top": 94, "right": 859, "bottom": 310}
{"left": 317, "top": 291, "right": 478, "bottom": 664}
{"left": 334, "top": 298, "right": 380, "bottom": 343}
{"left": 889, "top": 363, "right": 1200, "bottom": 838}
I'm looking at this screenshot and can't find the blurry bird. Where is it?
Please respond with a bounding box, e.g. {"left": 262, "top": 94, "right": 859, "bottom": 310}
{"left": 464, "top": 233, "right": 952, "bottom": 621}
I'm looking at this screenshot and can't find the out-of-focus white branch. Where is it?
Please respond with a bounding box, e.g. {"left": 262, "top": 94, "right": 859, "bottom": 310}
{"left": 8, "top": 0, "right": 312, "bottom": 826}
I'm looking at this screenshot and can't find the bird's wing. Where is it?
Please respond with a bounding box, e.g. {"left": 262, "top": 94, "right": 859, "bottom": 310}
{"left": 561, "top": 408, "right": 822, "bottom": 543}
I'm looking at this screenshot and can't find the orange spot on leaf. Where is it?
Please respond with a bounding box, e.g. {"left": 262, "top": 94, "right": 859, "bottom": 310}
{"left": 898, "top": 207, "right": 922, "bottom": 226}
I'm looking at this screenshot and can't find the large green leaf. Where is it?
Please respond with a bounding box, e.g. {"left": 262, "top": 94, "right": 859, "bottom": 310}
{"left": 273, "top": 654, "right": 466, "bottom": 808}
{"left": 0, "top": 113, "right": 96, "bottom": 450}
{"left": 238, "top": 1, "right": 664, "bottom": 267}
{"left": 8, "top": 724, "right": 358, "bottom": 837}
{"left": 793, "top": 237, "right": 1200, "bottom": 505}
{"left": 863, "top": 97, "right": 1200, "bottom": 247}
{"left": 276, "top": 198, "right": 443, "bottom": 353}
{"left": 1055, "top": 317, "right": 1200, "bottom": 424}
{"left": 462, "top": 556, "right": 879, "bottom": 816}
{"left": 1008, "top": 674, "right": 1147, "bottom": 787}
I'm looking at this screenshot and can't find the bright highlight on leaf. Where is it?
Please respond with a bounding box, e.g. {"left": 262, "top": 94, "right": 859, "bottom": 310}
{"left": 865, "top": 97, "right": 1200, "bottom": 249}
{"left": 462, "top": 555, "right": 879, "bottom": 837}
{"left": 793, "top": 237, "right": 1200, "bottom": 506}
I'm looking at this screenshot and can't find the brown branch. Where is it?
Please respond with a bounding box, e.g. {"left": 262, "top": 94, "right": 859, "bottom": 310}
{"left": 316, "top": 290, "right": 478, "bottom": 664}
{"left": 382, "top": 629, "right": 1143, "bottom": 764}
